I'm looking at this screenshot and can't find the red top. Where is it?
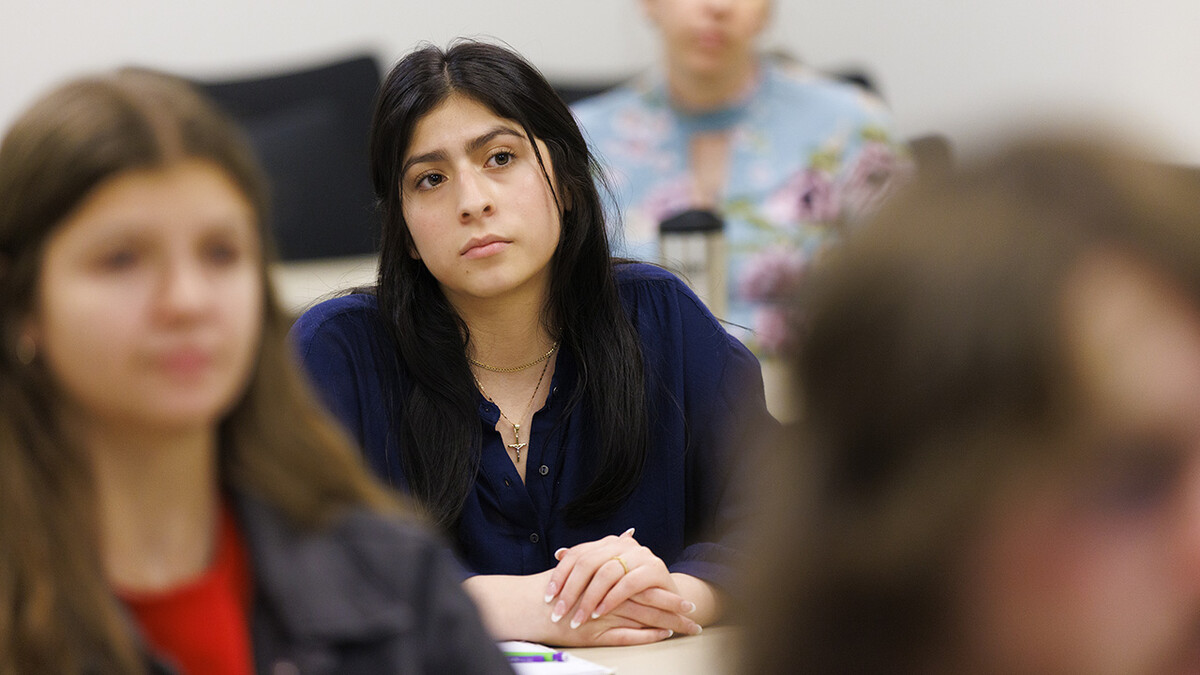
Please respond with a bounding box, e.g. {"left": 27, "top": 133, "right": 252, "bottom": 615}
{"left": 120, "top": 502, "right": 254, "bottom": 675}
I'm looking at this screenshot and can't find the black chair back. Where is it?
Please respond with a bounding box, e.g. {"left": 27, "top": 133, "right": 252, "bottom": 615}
{"left": 196, "top": 54, "right": 382, "bottom": 261}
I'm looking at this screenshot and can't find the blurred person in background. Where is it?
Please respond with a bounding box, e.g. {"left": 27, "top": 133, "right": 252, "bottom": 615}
{"left": 740, "top": 137, "right": 1200, "bottom": 674}
{"left": 572, "top": 0, "right": 910, "bottom": 356}
{"left": 0, "top": 68, "right": 510, "bottom": 674}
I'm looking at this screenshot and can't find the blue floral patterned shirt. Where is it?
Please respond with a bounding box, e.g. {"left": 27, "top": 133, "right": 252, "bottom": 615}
{"left": 573, "top": 58, "right": 910, "bottom": 355}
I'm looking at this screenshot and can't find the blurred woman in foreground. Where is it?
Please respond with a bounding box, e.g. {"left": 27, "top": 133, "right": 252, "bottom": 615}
{"left": 0, "top": 69, "right": 509, "bottom": 674}
{"left": 743, "top": 137, "right": 1200, "bottom": 674}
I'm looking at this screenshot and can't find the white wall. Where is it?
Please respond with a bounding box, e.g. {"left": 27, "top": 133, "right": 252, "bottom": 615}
{"left": 779, "top": 0, "right": 1200, "bottom": 163}
{"left": 3, "top": 0, "right": 1199, "bottom": 163}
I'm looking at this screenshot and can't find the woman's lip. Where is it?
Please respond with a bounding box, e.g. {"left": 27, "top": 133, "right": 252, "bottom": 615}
{"left": 462, "top": 240, "right": 510, "bottom": 260}
{"left": 156, "top": 348, "right": 214, "bottom": 377}
{"left": 695, "top": 30, "right": 727, "bottom": 50}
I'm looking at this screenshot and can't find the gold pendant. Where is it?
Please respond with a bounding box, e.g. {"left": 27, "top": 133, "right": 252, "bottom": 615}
{"left": 507, "top": 423, "right": 526, "bottom": 462}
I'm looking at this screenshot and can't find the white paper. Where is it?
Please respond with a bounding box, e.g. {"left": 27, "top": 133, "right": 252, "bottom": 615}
{"left": 498, "top": 640, "right": 613, "bottom": 675}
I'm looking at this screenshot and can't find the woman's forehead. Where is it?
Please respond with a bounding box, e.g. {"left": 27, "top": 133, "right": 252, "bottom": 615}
{"left": 406, "top": 95, "right": 525, "bottom": 153}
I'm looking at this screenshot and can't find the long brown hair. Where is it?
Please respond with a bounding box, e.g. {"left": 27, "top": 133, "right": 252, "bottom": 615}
{"left": 738, "top": 137, "right": 1200, "bottom": 673}
{"left": 0, "top": 69, "right": 398, "bottom": 674}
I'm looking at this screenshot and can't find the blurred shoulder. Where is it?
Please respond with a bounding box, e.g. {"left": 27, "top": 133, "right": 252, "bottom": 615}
{"left": 571, "top": 80, "right": 637, "bottom": 114}
{"left": 329, "top": 508, "right": 454, "bottom": 582}
{"left": 294, "top": 292, "right": 379, "bottom": 328}
{"left": 765, "top": 58, "right": 893, "bottom": 121}
{"left": 571, "top": 75, "right": 655, "bottom": 128}
{"left": 614, "top": 262, "right": 723, "bottom": 328}
{"left": 240, "top": 494, "right": 459, "bottom": 609}
{"left": 614, "top": 260, "right": 688, "bottom": 289}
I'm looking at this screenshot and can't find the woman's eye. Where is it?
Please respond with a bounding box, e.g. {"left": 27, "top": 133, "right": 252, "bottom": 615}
{"left": 204, "top": 241, "right": 242, "bottom": 266}
{"left": 415, "top": 172, "right": 446, "bottom": 190}
{"left": 1085, "top": 439, "right": 1182, "bottom": 515}
{"left": 97, "top": 249, "right": 139, "bottom": 271}
{"left": 488, "top": 151, "right": 513, "bottom": 167}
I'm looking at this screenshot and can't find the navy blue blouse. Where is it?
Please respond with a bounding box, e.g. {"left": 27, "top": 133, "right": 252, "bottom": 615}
{"left": 290, "top": 263, "right": 775, "bottom": 590}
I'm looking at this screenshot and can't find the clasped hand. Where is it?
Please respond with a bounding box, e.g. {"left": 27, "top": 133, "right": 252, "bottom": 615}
{"left": 540, "top": 528, "right": 703, "bottom": 644}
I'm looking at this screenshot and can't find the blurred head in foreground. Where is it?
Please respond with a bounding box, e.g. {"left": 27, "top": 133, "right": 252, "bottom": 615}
{"left": 743, "top": 137, "right": 1200, "bottom": 674}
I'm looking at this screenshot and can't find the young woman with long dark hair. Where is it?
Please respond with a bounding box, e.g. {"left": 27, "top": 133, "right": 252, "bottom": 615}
{"left": 292, "top": 41, "right": 774, "bottom": 646}
{"left": 0, "top": 68, "right": 510, "bottom": 674}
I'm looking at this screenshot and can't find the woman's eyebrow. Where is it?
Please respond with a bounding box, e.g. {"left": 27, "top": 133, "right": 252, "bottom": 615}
{"left": 401, "top": 149, "right": 447, "bottom": 178}
{"left": 465, "top": 125, "right": 524, "bottom": 154}
{"left": 401, "top": 125, "right": 525, "bottom": 178}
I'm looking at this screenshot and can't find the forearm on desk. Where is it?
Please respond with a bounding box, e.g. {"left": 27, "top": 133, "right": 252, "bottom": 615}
{"left": 462, "top": 571, "right": 550, "bottom": 641}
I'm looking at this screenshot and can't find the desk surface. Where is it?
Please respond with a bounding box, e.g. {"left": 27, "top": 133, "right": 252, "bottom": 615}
{"left": 563, "top": 625, "right": 739, "bottom": 675}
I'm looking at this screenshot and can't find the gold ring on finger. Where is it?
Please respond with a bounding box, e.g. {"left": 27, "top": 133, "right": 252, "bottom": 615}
{"left": 611, "top": 555, "right": 630, "bottom": 575}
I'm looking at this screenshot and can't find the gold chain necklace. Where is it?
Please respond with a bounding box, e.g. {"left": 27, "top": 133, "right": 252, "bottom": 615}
{"left": 473, "top": 353, "right": 553, "bottom": 463}
{"left": 469, "top": 341, "right": 559, "bottom": 373}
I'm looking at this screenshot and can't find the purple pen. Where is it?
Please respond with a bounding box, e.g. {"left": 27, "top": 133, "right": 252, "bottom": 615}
{"left": 505, "top": 652, "right": 567, "bottom": 663}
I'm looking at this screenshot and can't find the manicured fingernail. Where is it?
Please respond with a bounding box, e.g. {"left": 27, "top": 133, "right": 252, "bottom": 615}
{"left": 663, "top": 630, "right": 674, "bottom": 639}
{"left": 681, "top": 601, "right": 696, "bottom": 614}
{"left": 591, "top": 612, "right": 600, "bottom": 619}
{"left": 570, "top": 611, "right": 585, "bottom": 629}
{"left": 692, "top": 624, "right": 703, "bottom": 635}
{"left": 544, "top": 581, "right": 557, "bottom": 603}
{"left": 550, "top": 601, "right": 565, "bottom": 623}
{"left": 554, "top": 548, "right": 568, "bottom": 560}
{"left": 620, "top": 527, "right": 635, "bottom": 537}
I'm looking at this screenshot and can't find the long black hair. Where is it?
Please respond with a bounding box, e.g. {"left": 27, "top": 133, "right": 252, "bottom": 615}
{"left": 368, "top": 41, "right": 648, "bottom": 531}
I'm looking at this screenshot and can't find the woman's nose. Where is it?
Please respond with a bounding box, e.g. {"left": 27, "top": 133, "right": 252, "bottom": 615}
{"left": 156, "top": 256, "right": 211, "bottom": 319}
{"left": 457, "top": 171, "right": 494, "bottom": 222}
